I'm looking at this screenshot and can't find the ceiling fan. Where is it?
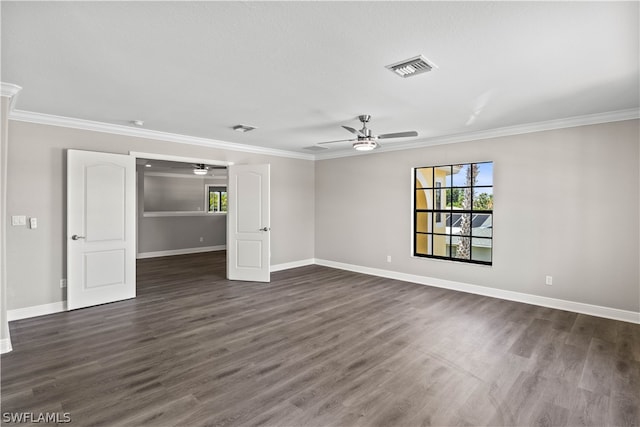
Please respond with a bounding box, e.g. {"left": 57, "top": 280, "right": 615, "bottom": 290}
{"left": 317, "top": 115, "right": 418, "bottom": 151}
{"left": 191, "top": 164, "right": 226, "bottom": 176}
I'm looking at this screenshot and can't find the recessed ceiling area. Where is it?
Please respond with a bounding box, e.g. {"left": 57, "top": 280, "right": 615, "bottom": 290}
{"left": 1, "top": 2, "right": 638, "bottom": 155}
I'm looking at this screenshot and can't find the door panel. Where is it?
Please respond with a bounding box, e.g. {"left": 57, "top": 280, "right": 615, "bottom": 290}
{"left": 227, "top": 164, "right": 270, "bottom": 282}
{"left": 67, "top": 150, "right": 136, "bottom": 310}
{"left": 85, "top": 163, "right": 126, "bottom": 241}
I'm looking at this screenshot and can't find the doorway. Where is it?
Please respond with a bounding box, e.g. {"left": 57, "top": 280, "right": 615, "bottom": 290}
{"left": 66, "top": 150, "right": 271, "bottom": 311}
{"left": 131, "top": 152, "right": 231, "bottom": 293}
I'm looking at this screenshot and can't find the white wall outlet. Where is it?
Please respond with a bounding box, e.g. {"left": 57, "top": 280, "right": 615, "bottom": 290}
{"left": 199, "top": 237, "right": 204, "bottom": 242}
{"left": 11, "top": 215, "right": 26, "bottom": 226}
{"left": 29, "top": 217, "right": 38, "bottom": 229}
{"left": 545, "top": 276, "right": 553, "bottom": 286}
{"left": 386, "top": 255, "right": 392, "bottom": 263}
{"left": 60, "top": 279, "right": 67, "bottom": 288}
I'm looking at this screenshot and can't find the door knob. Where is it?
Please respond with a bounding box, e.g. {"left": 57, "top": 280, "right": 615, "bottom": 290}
{"left": 260, "top": 227, "right": 270, "bottom": 231}
{"left": 71, "top": 235, "right": 85, "bottom": 240}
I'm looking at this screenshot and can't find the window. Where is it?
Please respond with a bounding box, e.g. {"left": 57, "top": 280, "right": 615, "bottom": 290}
{"left": 207, "top": 186, "right": 227, "bottom": 213}
{"left": 414, "top": 162, "right": 493, "bottom": 265}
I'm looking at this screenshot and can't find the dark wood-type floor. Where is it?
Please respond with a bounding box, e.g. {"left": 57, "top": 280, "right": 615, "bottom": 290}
{"left": 2, "top": 252, "right": 639, "bottom": 426}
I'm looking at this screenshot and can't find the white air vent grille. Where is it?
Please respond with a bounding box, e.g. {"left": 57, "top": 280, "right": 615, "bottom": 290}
{"left": 386, "top": 55, "right": 435, "bottom": 78}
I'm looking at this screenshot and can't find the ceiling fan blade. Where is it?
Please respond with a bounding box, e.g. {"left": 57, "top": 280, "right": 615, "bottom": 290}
{"left": 317, "top": 138, "right": 355, "bottom": 145}
{"left": 342, "top": 126, "right": 365, "bottom": 137}
{"left": 377, "top": 131, "right": 418, "bottom": 140}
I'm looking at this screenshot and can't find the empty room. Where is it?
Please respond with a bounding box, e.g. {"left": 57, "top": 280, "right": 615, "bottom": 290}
{"left": 1, "top": 1, "right": 639, "bottom": 426}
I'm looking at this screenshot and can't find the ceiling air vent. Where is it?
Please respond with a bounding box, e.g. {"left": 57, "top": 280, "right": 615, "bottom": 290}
{"left": 303, "top": 145, "right": 328, "bottom": 152}
{"left": 386, "top": 55, "right": 436, "bottom": 78}
{"left": 232, "top": 124, "right": 256, "bottom": 133}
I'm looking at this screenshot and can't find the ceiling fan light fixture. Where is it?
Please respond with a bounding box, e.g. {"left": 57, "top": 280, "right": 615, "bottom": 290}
{"left": 353, "top": 139, "right": 378, "bottom": 151}
{"left": 193, "top": 164, "right": 208, "bottom": 175}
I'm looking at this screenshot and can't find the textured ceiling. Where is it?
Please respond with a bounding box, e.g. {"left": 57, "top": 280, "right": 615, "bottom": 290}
{"left": 2, "top": 1, "right": 638, "bottom": 155}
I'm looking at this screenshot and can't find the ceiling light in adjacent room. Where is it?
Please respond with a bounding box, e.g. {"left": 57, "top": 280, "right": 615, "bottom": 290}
{"left": 193, "top": 164, "right": 208, "bottom": 175}
{"left": 131, "top": 120, "right": 144, "bottom": 127}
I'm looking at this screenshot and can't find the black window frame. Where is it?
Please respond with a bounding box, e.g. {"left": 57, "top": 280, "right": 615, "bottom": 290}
{"left": 413, "top": 162, "right": 493, "bottom": 265}
{"left": 207, "top": 186, "right": 228, "bottom": 213}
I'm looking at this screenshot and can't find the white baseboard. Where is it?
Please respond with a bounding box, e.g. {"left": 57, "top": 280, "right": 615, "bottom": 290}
{"left": 8, "top": 301, "right": 68, "bottom": 322}
{"left": 137, "top": 245, "right": 226, "bottom": 259}
{"left": 271, "top": 258, "right": 315, "bottom": 272}
{"left": 10, "top": 258, "right": 638, "bottom": 325}
{"left": 0, "top": 338, "right": 12, "bottom": 353}
{"left": 315, "top": 259, "right": 640, "bottom": 324}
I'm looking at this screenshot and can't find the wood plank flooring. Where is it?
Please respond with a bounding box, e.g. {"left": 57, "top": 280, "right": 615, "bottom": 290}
{"left": 2, "top": 251, "right": 639, "bottom": 426}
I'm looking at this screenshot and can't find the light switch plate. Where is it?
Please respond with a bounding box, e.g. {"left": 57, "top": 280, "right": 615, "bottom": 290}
{"left": 11, "top": 215, "right": 26, "bottom": 226}
{"left": 29, "top": 217, "right": 38, "bottom": 229}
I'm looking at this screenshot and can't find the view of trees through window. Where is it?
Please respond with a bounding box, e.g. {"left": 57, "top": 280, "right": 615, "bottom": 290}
{"left": 208, "top": 187, "right": 227, "bottom": 213}
{"left": 414, "top": 162, "right": 493, "bottom": 264}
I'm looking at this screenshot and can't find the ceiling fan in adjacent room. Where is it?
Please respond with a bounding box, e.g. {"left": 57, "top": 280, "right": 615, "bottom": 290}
{"left": 316, "top": 115, "right": 418, "bottom": 151}
{"left": 191, "top": 164, "right": 227, "bottom": 176}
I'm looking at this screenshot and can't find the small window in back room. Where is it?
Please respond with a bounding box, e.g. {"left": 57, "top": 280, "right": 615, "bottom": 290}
{"left": 207, "top": 186, "right": 228, "bottom": 213}
{"left": 413, "top": 162, "right": 493, "bottom": 265}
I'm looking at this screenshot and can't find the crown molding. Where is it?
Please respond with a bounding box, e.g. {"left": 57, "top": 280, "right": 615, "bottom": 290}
{"left": 7, "top": 107, "right": 638, "bottom": 162}
{"left": 315, "top": 108, "right": 640, "bottom": 160}
{"left": 0, "top": 82, "right": 23, "bottom": 111}
{"left": 8, "top": 109, "right": 315, "bottom": 161}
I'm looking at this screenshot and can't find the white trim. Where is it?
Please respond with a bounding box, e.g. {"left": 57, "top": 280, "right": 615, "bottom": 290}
{"left": 0, "top": 338, "right": 12, "bottom": 354}
{"left": 6, "top": 108, "right": 638, "bottom": 162}
{"left": 314, "top": 259, "right": 640, "bottom": 324}
{"left": 315, "top": 108, "right": 640, "bottom": 160}
{"left": 8, "top": 110, "right": 315, "bottom": 161}
{"left": 131, "top": 151, "right": 233, "bottom": 167}
{"left": 143, "top": 211, "right": 226, "bottom": 217}
{"left": 143, "top": 172, "right": 227, "bottom": 180}
{"left": 0, "top": 82, "right": 22, "bottom": 98}
{"left": 271, "top": 258, "right": 316, "bottom": 272}
{"left": 136, "top": 245, "right": 226, "bottom": 259}
{"left": 7, "top": 258, "right": 638, "bottom": 324}
{"left": 8, "top": 301, "right": 67, "bottom": 322}
{"left": 0, "top": 82, "right": 22, "bottom": 111}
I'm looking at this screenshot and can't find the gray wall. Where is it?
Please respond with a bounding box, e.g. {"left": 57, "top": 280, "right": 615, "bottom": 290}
{"left": 5, "top": 117, "right": 638, "bottom": 314}
{"left": 137, "top": 169, "right": 227, "bottom": 254}
{"left": 138, "top": 216, "right": 226, "bottom": 253}
{"left": 5, "top": 120, "right": 315, "bottom": 310}
{"left": 315, "top": 119, "right": 640, "bottom": 312}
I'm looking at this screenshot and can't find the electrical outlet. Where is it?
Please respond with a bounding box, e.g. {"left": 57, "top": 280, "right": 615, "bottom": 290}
{"left": 199, "top": 237, "right": 204, "bottom": 242}
{"left": 386, "top": 255, "right": 392, "bottom": 263}
{"left": 29, "top": 217, "right": 38, "bottom": 229}
{"left": 60, "top": 279, "right": 67, "bottom": 288}
{"left": 545, "top": 276, "right": 553, "bottom": 286}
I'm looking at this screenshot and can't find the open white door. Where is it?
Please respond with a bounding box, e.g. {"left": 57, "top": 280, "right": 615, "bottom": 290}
{"left": 227, "top": 164, "right": 270, "bottom": 282}
{"left": 67, "top": 150, "right": 136, "bottom": 310}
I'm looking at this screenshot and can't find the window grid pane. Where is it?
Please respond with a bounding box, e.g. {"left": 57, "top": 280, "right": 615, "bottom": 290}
{"left": 413, "top": 162, "right": 493, "bottom": 265}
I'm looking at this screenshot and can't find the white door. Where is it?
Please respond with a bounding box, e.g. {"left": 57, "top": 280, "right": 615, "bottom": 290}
{"left": 67, "top": 150, "right": 136, "bottom": 310}
{"left": 227, "top": 164, "right": 270, "bottom": 282}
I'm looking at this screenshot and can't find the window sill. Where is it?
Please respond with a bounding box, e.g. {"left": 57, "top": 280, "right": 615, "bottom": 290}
{"left": 143, "top": 211, "right": 227, "bottom": 217}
